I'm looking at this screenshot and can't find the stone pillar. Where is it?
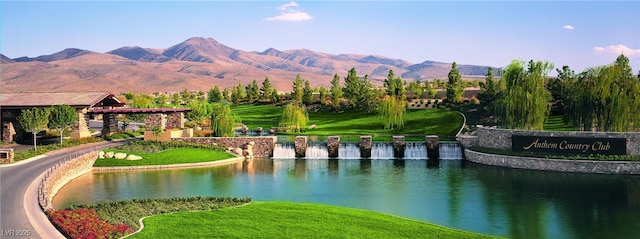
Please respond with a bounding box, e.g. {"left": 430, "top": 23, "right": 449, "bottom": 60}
{"left": 71, "top": 108, "right": 91, "bottom": 139}
{"left": 101, "top": 113, "right": 118, "bottom": 137}
{"left": 165, "top": 112, "right": 183, "bottom": 129}
{"left": 294, "top": 136, "right": 307, "bottom": 158}
{"left": 392, "top": 136, "right": 406, "bottom": 158}
{"left": 0, "top": 148, "right": 14, "bottom": 164}
{"left": 327, "top": 136, "right": 340, "bottom": 158}
{"left": 359, "top": 136, "right": 372, "bottom": 159}
{"left": 426, "top": 135, "right": 440, "bottom": 159}
{"left": 146, "top": 113, "right": 167, "bottom": 131}
{"left": 1, "top": 121, "right": 16, "bottom": 143}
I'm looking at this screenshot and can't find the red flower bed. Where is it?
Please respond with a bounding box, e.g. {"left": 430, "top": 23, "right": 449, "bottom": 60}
{"left": 47, "top": 208, "right": 134, "bottom": 239}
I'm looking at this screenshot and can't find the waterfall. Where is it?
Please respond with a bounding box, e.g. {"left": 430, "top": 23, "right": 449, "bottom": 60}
{"left": 439, "top": 142, "right": 463, "bottom": 159}
{"left": 272, "top": 141, "right": 462, "bottom": 160}
{"left": 338, "top": 143, "right": 360, "bottom": 159}
{"left": 272, "top": 142, "right": 295, "bottom": 159}
{"left": 305, "top": 142, "right": 329, "bottom": 159}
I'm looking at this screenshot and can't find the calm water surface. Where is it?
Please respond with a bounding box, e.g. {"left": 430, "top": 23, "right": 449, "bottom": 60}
{"left": 53, "top": 159, "right": 640, "bottom": 239}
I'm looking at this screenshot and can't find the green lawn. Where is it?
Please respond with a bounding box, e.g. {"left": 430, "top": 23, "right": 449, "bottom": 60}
{"left": 544, "top": 115, "right": 578, "bottom": 131}
{"left": 129, "top": 202, "right": 500, "bottom": 239}
{"left": 231, "top": 104, "right": 463, "bottom": 137}
{"left": 93, "top": 148, "right": 236, "bottom": 167}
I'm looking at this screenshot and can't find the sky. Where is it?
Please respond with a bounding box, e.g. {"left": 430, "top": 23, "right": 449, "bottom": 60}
{"left": 1, "top": 1, "right": 639, "bottom": 74}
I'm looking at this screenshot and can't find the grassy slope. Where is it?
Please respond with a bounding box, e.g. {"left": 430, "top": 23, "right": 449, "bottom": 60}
{"left": 130, "top": 202, "right": 499, "bottom": 239}
{"left": 543, "top": 115, "right": 578, "bottom": 131}
{"left": 231, "top": 104, "right": 463, "bottom": 137}
{"left": 93, "top": 148, "right": 236, "bottom": 167}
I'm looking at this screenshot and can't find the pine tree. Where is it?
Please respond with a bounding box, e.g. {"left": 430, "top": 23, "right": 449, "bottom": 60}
{"left": 330, "top": 73, "right": 342, "bottom": 109}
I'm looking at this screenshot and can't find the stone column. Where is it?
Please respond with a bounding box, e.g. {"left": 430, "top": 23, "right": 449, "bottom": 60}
{"left": 327, "top": 136, "right": 340, "bottom": 158}
{"left": 146, "top": 113, "right": 167, "bottom": 131}
{"left": 71, "top": 108, "right": 91, "bottom": 139}
{"left": 165, "top": 112, "right": 183, "bottom": 129}
{"left": 294, "top": 136, "right": 307, "bottom": 158}
{"left": 392, "top": 136, "right": 406, "bottom": 158}
{"left": 426, "top": 135, "right": 440, "bottom": 159}
{"left": 360, "top": 136, "right": 372, "bottom": 159}
{"left": 101, "top": 113, "right": 118, "bottom": 137}
{"left": 1, "top": 121, "right": 16, "bottom": 143}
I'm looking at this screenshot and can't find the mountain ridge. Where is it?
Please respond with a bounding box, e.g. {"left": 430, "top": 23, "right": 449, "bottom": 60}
{"left": 1, "top": 37, "right": 494, "bottom": 93}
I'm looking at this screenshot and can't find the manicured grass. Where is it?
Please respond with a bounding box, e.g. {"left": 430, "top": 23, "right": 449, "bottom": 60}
{"left": 10, "top": 137, "right": 103, "bottom": 162}
{"left": 231, "top": 104, "right": 463, "bottom": 137}
{"left": 130, "top": 202, "right": 499, "bottom": 239}
{"left": 231, "top": 104, "right": 283, "bottom": 130}
{"left": 93, "top": 148, "right": 236, "bottom": 167}
{"left": 544, "top": 115, "right": 578, "bottom": 131}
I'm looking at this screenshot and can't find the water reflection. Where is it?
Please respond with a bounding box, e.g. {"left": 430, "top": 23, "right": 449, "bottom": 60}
{"left": 53, "top": 159, "right": 640, "bottom": 239}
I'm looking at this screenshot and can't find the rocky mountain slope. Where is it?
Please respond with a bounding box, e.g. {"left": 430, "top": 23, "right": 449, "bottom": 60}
{"left": 1, "top": 37, "right": 493, "bottom": 93}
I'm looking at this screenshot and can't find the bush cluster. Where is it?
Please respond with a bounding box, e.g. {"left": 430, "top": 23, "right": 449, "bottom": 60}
{"left": 111, "top": 140, "right": 226, "bottom": 154}
{"left": 63, "top": 196, "right": 251, "bottom": 231}
{"left": 47, "top": 208, "right": 133, "bottom": 239}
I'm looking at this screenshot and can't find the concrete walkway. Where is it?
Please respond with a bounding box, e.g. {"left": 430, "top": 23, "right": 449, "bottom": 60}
{"left": 1, "top": 139, "right": 133, "bottom": 238}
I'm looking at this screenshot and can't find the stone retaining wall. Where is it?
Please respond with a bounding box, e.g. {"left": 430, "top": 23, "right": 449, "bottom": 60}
{"left": 465, "top": 149, "right": 640, "bottom": 175}
{"left": 39, "top": 151, "right": 98, "bottom": 210}
{"left": 476, "top": 127, "right": 640, "bottom": 155}
{"left": 172, "top": 136, "right": 277, "bottom": 158}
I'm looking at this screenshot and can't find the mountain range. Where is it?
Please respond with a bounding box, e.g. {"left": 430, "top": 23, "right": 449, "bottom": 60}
{"left": 1, "top": 37, "right": 493, "bottom": 94}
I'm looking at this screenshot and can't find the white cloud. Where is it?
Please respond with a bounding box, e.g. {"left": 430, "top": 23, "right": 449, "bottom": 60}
{"left": 278, "top": 1, "right": 299, "bottom": 11}
{"left": 593, "top": 44, "right": 640, "bottom": 57}
{"left": 562, "top": 25, "right": 575, "bottom": 30}
{"left": 264, "top": 1, "right": 312, "bottom": 22}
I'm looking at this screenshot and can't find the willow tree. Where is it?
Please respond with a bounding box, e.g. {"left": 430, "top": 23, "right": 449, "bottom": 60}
{"left": 19, "top": 108, "right": 50, "bottom": 151}
{"left": 185, "top": 101, "right": 211, "bottom": 130}
{"left": 279, "top": 103, "right": 308, "bottom": 132}
{"left": 567, "top": 54, "right": 640, "bottom": 131}
{"left": 497, "top": 60, "right": 553, "bottom": 130}
{"left": 379, "top": 96, "right": 407, "bottom": 130}
{"left": 48, "top": 104, "right": 77, "bottom": 144}
{"left": 210, "top": 103, "right": 236, "bottom": 137}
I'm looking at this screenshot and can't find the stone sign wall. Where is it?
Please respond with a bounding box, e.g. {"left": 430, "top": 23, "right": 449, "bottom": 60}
{"left": 477, "top": 127, "right": 640, "bottom": 156}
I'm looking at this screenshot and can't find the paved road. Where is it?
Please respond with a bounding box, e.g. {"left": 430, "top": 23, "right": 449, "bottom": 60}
{"left": 1, "top": 140, "right": 131, "bottom": 238}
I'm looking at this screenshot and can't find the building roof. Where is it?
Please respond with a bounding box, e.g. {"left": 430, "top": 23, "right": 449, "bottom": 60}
{"left": 87, "top": 108, "right": 191, "bottom": 114}
{"left": 0, "top": 92, "right": 123, "bottom": 108}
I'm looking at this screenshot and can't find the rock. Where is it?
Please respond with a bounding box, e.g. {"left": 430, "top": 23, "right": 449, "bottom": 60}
{"left": 114, "top": 152, "right": 127, "bottom": 159}
{"left": 126, "top": 154, "right": 142, "bottom": 160}
{"left": 255, "top": 127, "right": 263, "bottom": 135}
{"left": 98, "top": 151, "right": 105, "bottom": 159}
{"left": 104, "top": 151, "right": 115, "bottom": 158}
{"left": 243, "top": 142, "right": 255, "bottom": 159}
{"left": 233, "top": 147, "right": 243, "bottom": 156}
{"left": 269, "top": 128, "right": 277, "bottom": 135}
{"left": 308, "top": 124, "right": 317, "bottom": 129}
{"left": 227, "top": 147, "right": 235, "bottom": 152}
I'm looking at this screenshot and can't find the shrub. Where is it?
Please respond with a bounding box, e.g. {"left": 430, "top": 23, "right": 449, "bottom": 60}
{"left": 47, "top": 208, "right": 133, "bottom": 239}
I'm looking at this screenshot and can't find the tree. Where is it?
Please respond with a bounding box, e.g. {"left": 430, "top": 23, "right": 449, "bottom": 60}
{"left": 303, "top": 80, "right": 313, "bottom": 105}
{"left": 318, "top": 86, "right": 327, "bottom": 106}
{"left": 185, "top": 101, "right": 211, "bottom": 130}
{"left": 477, "top": 67, "right": 500, "bottom": 116}
{"left": 379, "top": 95, "right": 407, "bottom": 130}
{"left": 446, "top": 62, "right": 465, "bottom": 103}
{"left": 172, "top": 93, "right": 182, "bottom": 105}
{"left": 260, "top": 77, "right": 273, "bottom": 101}
{"left": 246, "top": 79, "right": 260, "bottom": 103}
{"left": 279, "top": 103, "right": 308, "bottom": 132}
{"left": 343, "top": 68, "right": 377, "bottom": 112}
{"left": 231, "top": 85, "right": 240, "bottom": 105}
{"left": 48, "top": 105, "right": 77, "bottom": 145}
{"left": 383, "top": 70, "right": 405, "bottom": 97}
{"left": 567, "top": 54, "right": 640, "bottom": 131}
{"left": 222, "top": 88, "right": 230, "bottom": 102}
{"left": 208, "top": 86, "right": 222, "bottom": 103}
{"left": 210, "top": 103, "right": 236, "bottom": 136}
{"left": 497, "top": 60, "right": 553, "bottom": 130}
{"left": 292, "top": 74, "right": 304, "bottom": 103}
{"left": 423, "top": 81, "right": 436, "bottom": 98}
{"left": 407, "top": 80, "right": 422, "bottom": 99}
{"left": 181, "top": 88, "right": 193, "bottom": 104}
{"left": 270, "top": 90, "right": 279, "bottom": 104}
{"left": 330, "top": 73, "right": 342, "bottom": 109}
{"left": 18, "top": 108, "right": 50, "bottom": 151}
{"left": 546, "top": 66, "right": 575, "bottom": 115}
{"left": 155, "top": 94, "right": 168, "bottom": 108}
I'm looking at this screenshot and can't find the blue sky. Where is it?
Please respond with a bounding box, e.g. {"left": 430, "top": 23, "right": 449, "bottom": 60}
{"left": 2, "top": 1, "right": 639, "bottom": 73}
